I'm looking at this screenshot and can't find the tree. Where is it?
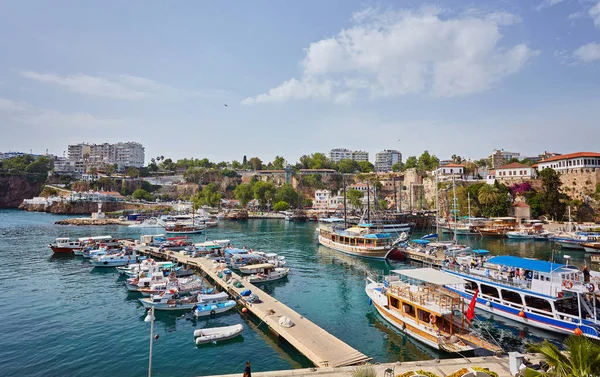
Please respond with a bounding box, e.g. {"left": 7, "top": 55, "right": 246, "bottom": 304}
{"left": 253, "top": 181, "right": 276, "bottom": 209}
{"left": 417, "top": 150, "right": 439, "bottom": 172}
{"left": 475, "top": 158, "right": 489, "bottom": 168}
{"left": 538, "top": 168, "right": 567, "bottom": 220}
{"left": 451, "top": 154, "right": 463, "bottom": 164}
{"left": 272, "top": 156, "right": 286, "bottom": 170}
{"left": 376, "top": 199, "right": 389, "bottom": 211}
{"left": 195, "top": 182, "right": 222, "bottom": 207}
{"left": 357, "top": 161, "right": 374, "bottom": 173}
{"left": 126, "top": 167, "right": 139, "bottom": 178}
{"left": 183, "top": 167, "right": 205, "bottom": 183}
{"left": 478, "top": 184, "right": 500, "bottom": 206}
{"left": 273, "top": 201, "right": 290, "bottom": 211}
{"left": 347, "top": 189, "right": 364, "bottom": 210}
{"left": 525, "top": 335, "right": 600, "bottom": 377}
{"left": 404, "top": 156, "right": 418, "bottom": 169}
{"left": 308, "top": 153, "right": 330, "bottom": 169}
{"left": 231, "top": 160, "right": 242, "bottom": 169}
{"left": 463, "top": 161, "right": 477, "bottom": 177}
{"left": 392, "top": 161, "right": 404, "bottom": 172}
{"left": 337, "top": 159, "right": 358, "bottom": 174}
{"left": 276, "top": 183, "right": 300, "bottom": 208}
{"left": 25, "top": 156, "right": 53, "bottom": 175}
{"left": 249, "top": 157, "right": 263, "bottom": 171}
{"left": 159, "top": 158, "right": 175, "bottom": 172}
{"left": 234, "top": 183, "right": 254, "bottom": 207}
{"left": 133, "top": 188, "right": 153, "bottom": 201}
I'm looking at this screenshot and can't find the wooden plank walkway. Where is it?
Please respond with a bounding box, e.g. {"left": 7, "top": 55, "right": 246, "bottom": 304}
{"left": 128, "top": 241, "right": 371, "bottom": 368}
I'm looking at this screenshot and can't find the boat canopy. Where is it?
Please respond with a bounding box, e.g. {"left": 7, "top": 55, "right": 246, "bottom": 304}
{"left": 392, "top": 268, "right": 466, "bottom": 285}
{"left": 411, "top": 239, "right": 430, "bottom": 245}
{"left": 319, "top": 218, "right": 345, "bottom": 223}
{"left": 364, "top": 233, "right": 393, "bottom": 239}
{"left": 472, "top": 249, "right": 490, "bottom": 255}
{"left": 486, "top": 256, "right": 566, "bottom": 273}
{"left": 224, "top": 248, "right": 248, "bottom": 255}
{"left": 195, "top": 239, "right": 230, "bottom": 247}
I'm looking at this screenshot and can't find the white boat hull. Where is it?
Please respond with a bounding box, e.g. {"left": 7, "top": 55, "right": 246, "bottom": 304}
{"left": 194, "top": 324, "right": 243, "bottom": 344}
{"left": 194, "top": 300, "right": 237, "bottom": 317}
{"left": 318, "top": 234, "right": 391, "bottom": 259}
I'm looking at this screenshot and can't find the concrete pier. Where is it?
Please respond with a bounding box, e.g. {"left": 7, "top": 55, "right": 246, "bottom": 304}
{"left": 129, "top": 242, "right": 371, "bottom": 368}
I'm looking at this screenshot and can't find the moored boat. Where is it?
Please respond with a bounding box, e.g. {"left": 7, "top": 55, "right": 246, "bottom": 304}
{"left": 246, "top": 264, "right": 290, "bottom": 283}
{"left": 365, "top": 268, "right": 502, "bottom": 353}
{"left": 193, "top": 300, "right": 237, "bottom": 317}
{"left": 318, "top": 224, "right": 406, "bottom": 260}
{"left": 139, "top": 291, "right": 201, "bottom": 311}
{"left": 193, "top": 324, "right": 243, "bottom": 345}
{"left": 583, "top": 242, "right": 600, "bottom": 253}
{"left": 443, "top": 255, "right": 600, "bottom": 339}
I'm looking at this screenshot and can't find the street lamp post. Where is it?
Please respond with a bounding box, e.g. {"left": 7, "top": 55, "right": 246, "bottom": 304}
{"left": 144, "top": 307, "right": 155, "bottom": 377}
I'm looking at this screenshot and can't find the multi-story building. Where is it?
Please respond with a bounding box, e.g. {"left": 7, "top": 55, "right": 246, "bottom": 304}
{"left": 375, "top": 150, "right": 402, "bottom": 172}
{"left": 537, "top": 152, "right": 600, "bottom": 173}
{"left": 489, "top": 149, "right": 520, "bottom": 169}
{"left": 67, "top": 142, "right": 145, "bottom": 172}
{"left": 328, "top": 148, "right": 369, "bottom": 163}
{"left": 52, "top": 157, "right": 77, "bottom": 175}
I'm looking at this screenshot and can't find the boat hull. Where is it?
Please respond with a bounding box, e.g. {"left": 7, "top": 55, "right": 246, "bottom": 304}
{"left": 506, "top": 234, "right": 535, "bottom": 240}
{"left": 194, "top": 324, "right": 243, "bottom": 345}
{"left": 50, "top": 246, "right": 80, "bottom": 254}
{"left": 139, "top": 298, "right": 197, "bottom": 311}
{"left": 194, "top": 301, "right": 236, "bottom": 317}
{"left": 318, "top": 234, "right": 394, "bottom": 259}
{"left": 584, "top": 246, "right": 600, "bottom": 253}
{"left": 557, "top": 241, "right": 585, "bottom": 250}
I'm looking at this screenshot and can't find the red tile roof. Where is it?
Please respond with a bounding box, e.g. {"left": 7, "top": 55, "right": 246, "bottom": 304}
{"left": 539, "top": 152, "right": 600, "bottom": 163}
{"left": 442, "top": 163, "right": 464, "bottom": 167}
{"left": 498, "top": 162, "right": 531, "bottom": 169}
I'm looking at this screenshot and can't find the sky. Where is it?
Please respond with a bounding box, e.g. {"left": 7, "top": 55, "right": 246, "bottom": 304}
{"left": 1, "top": 0, "right": 600, "bottom": 165}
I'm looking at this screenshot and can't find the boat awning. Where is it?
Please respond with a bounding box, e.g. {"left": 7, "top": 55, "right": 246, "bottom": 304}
{"left": 79, "top": 235, "right": 113, "bottom": 242}
{"left": 472, "top": 249, "right": 491, "bottom": 255}
{"left": 486, "top": 256, "right": 566, "bottom": 273}
{"left": 391, "top": 268, "right": 466, "bottom": 286}
{"left": 411, "top": 239, "right": 430, "bottom": 245}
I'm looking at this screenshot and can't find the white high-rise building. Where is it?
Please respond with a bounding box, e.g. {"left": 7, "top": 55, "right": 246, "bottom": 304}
{"left": 328, "top": 148, "right": 369, "bottom": 163}
{"left": 67, "top": 141, "right": 145, "bottom": 171}
{"left": 375, "top": 150, "right": 402, "bottom": 172}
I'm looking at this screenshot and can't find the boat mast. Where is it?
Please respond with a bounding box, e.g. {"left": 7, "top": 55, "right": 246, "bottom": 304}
{"left": 343, "top": 174, "right": 347, "bottom": 228}
{"left": 367, "top": 180, "right": 371, "bottom": 223}
{"left": 435, "top": 169, "right": 439, "bottom": 236}
{"left": 452, "top": 176, "right": 457, "bottom": 243}
{"left": 468, "top": 191, "right": 471, "bottom": 224}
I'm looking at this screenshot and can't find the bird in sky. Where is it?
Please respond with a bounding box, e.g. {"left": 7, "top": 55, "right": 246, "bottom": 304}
{"left": 224, "top": 104, "right": 228, "bottom": 107}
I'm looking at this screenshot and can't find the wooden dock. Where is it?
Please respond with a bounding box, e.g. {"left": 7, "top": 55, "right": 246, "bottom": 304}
{"left": 128, "top": 242, "right": 371, "bottom": 368}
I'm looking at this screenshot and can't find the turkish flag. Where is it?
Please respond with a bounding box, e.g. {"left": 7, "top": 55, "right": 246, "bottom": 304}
{"left": 466, "top": 289, "right": 479, "bottom": 322}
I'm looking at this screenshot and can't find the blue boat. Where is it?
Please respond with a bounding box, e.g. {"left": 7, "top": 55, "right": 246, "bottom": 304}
{"left": 443, "top": 255, "right": 600, "bottom": 339}
{"left": 193, "top": 300, "right": 237, "bottom": 317}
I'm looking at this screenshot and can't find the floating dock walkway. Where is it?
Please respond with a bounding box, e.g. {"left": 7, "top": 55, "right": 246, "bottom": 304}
{"left": 127, "top": 241, "right": 371, "bottom": 368}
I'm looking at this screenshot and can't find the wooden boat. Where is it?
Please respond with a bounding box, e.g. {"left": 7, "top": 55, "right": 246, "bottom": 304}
{"left": 165, "top": 223, "right": 206, "bottom": 234}
{"left": 366, "top": 268, "right": 502, "bottom": 354}
{"left": 193, "top": 324, "right": 243, "bottom": 345}
{"left": 478, "top": 217, "right": 517, "bottom": 238}
{"left": 318, "top": 224, "right": 405, "bottom": 259}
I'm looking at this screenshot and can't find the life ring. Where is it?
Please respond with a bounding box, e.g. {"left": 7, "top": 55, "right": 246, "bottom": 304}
{"left": 429, "top": 313, "right": 436, "bottom": 323}
{"left": 210, "top": 309, "right": 216, "bottom": 316}
{"left": 588, "top": 283, "right": 595, "bottom": 293}
{"left": 563, "top": 280, "right": 573, "bottom": 289}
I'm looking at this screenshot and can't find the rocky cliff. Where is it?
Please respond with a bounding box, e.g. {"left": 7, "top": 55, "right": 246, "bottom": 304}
{"left": 0, "top": 175, "right": 44, "bottom": 208}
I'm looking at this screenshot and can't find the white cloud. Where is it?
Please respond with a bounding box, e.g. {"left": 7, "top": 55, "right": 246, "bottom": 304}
{"left": 0, "top": 97, "right": 128, "bottom": 129}
{"left": 573, "top": 42, "right": 600, "bottom": 62}
{"left": 242, "top": 8, "right": 537, "bottom": 105}
{"left": 590, "top": 1, "right": 600, "bottom": 28}
{"left": 0, "top": 98, "right": 28, "bottom": 112}
{"left": 568, "top": 11, "right": 585, "bottom": 20}
{"left": 20, "top": 71, "right": 228, "bottom": 101}
{"left": 535, "top": 0, "right": 565, "bottom": 12}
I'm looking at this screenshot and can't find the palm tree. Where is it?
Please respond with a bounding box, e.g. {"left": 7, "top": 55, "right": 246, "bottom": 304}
{"left": 524, "top": 335, "right": 600, "bottom": 377}
{"left": 478, "top": 184, "right": 500, "bottom": 206}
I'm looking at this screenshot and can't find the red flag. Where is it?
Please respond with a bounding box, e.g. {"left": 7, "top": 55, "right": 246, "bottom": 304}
{"left": 466, "top": 289, "right": 479, "bottom": 322}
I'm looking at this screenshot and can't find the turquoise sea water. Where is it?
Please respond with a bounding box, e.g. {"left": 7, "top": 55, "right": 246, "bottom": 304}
{"left": 0, "top": 210, "right": 587, "bottom": 377}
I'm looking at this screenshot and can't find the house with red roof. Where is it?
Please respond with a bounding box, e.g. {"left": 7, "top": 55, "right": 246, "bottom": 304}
{"left": 495, "top": 162, "right": 535, "bottom": 181}
{"left": 437, "top": 163, "right": 464, "bottom": 176}
{"left": 537, "top": 152, "right": 600, "bottom": 173}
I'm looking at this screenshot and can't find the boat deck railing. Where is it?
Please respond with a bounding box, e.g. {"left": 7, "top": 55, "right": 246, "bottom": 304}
{"left": 389, "top": 284, "right": 459, "bottom": 313}
{"left": 443, "top": 265, "right": 533, "bottom": 290}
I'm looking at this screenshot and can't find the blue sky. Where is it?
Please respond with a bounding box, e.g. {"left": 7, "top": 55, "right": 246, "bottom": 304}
{"left": 1, "top": 0, "right": 600, "bottom": 164}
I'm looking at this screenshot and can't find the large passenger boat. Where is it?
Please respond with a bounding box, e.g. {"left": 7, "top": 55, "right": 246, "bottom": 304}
{"left": 366, "top": 268, "right": 502, "bottom": 354}
{"left": 443, "top": 256, "right": 600, "bottom": 339}
{"left": 318, "top": 222, "right": 406, "bottom": 259}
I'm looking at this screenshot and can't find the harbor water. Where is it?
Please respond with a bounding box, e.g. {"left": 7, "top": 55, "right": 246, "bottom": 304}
{"left": 0, "top": 210, "right": 587, "bottom": 377}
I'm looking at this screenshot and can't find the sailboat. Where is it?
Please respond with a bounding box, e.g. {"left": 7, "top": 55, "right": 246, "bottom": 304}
{"left": 165, "top": 208, "right": 206, "bottom": 234}
{"left": 317, "top": 176, "right": 407, "bottom": 259}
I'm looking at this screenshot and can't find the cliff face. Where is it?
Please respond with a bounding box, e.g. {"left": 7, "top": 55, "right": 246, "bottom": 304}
{"left": 0, "top": 175, "right": 44, "bottom": 208}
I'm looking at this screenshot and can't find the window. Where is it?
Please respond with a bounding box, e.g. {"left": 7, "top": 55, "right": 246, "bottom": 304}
{"left": 501, "top": 289, "right": 523, "bottom": 305}
{"left": 480, "top": 284, "right": 500, "bottom": 299}
{"left": 524, "top": 295, "right": 553, "bottom": 315}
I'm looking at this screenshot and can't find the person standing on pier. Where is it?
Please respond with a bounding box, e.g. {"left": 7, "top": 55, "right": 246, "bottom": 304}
{"left": 243, "top": 361, "right": 251, "bottom": 377}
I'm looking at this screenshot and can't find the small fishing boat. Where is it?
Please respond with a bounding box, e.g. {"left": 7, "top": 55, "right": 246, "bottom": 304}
{"left": 194, "top": 324, "right": 243, "bottom": 345}
{"left": 127, "top": 270, "right": 169, "bottom": 291}
{"left": 506, "top": 231, "right": 535, "bottom": 240}
{"left": 49, "top": 237, "right": 82, "bottom": 254}
{"left": 139, "top": 291, "right": 201, "bottom": 311}
{"left": 91, "top": 250, "right": 145, "bottom": 268}
{"left": 165, "top": 223, "right": 206, "bottom": 234}
{"left": 193, "top": 300, "right": 237, "bottom": 317}
{"left": 366, "top": 268, "right": 502, "bottom": 353}
{"left": 246, "top": 264, "right": 290, "bottom": 283}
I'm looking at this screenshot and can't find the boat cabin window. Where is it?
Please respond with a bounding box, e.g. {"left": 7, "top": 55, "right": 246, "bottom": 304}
{"left": 389, "top": 296, "right": 400, "bottom": 309}
{"left": 480, "top": 284, "right": 500, "bottom": 299}
{"left": 533, "top": 272, "right": 539, "bottom": 280}
{"left": 524, "top": 295, "right": 553, "bottom": 315}
{"left": 464, "top": 279, "right": 477, "bottom": 293}
{"left": 403, "top": 303, "right": 416, "bottom": 318}
{"left": 418, "top": 309, "right": 435, "bottom": 325}
{"left": 501, "top": 289, "right": 523, "bottom": 306}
